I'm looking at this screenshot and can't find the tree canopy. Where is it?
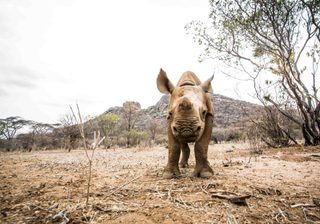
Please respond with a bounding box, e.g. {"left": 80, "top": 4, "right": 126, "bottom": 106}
{"left": 186, "top": 0, "right": 320, "bottom": 145}
{"left": 0, "top": 116, "right": 30, "bottom": 140}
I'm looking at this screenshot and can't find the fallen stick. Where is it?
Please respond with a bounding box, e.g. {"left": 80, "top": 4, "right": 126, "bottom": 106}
{"left": 48, "top": 203, "right": 59, "bottom": 211}
{"left": 290, "top": 203, "right": 316, "bottom": 208}
{"left": 278, "top": 208, "right": 286, "bottom": 218}
{"left": 104, "top": 175, "right": 143, "bottom": 198}
{"left": 211, "top": 192, "right": 251, "bottom": 206}
{"left": 93, "top": 204, "right": 137, "bottom": 213}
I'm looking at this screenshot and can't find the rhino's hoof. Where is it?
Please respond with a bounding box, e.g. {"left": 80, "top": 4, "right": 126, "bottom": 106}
{"left": 192, "top": 169, "right": 213, "bottom": 178}
{"left": 200, "top": 171, "right": 213, "bottom": 178}
{"left": 163, "top": 171, "right": 180, "bottom": 179}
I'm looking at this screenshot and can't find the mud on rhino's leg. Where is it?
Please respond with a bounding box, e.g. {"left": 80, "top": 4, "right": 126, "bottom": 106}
{"left": 163, "top": 139, "right": 181, "bottom": 179}
{"left": 193, "top": 115, "right": 214, "bottom": 178}
{"left": 179, "top": 143, "right": 190, "bottom": 168}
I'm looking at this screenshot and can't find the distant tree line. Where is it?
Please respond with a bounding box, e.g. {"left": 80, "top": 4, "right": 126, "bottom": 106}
{"left": 0, "top": 116, "right": 59, "bottom": 151}
{"left": 0, "top": 98, "right": 306, "bottom": 151}
{"left": 0, "top": 101, "right": 166, "bottom": 151}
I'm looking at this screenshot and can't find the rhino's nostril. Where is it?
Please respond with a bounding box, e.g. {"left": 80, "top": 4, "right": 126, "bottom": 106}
{"left": 173, "top": 126, "right": 178, "bottom": 133}
{"left": 196, "top": 126, "right": 201, "bottom": 132}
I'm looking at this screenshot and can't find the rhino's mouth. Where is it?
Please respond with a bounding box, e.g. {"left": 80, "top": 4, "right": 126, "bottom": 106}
{"left": 171, "top": 122, "right": 202, "bottom": 141}
{"left": 175, "top": 133, "right": 199, "bottom": 143}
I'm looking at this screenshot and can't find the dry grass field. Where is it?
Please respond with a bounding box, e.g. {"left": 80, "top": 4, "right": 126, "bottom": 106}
{"left": 1, "top": 143, "right": 320, "bottom": 223}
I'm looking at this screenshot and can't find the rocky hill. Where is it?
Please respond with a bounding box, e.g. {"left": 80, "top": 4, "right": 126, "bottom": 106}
{"left": 104, "top": 94, "right": 260, "bottom": 130}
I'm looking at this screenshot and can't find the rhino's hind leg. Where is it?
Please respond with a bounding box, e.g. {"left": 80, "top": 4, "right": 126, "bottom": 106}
{"left": 163, "top": 140, "right": 181, "bottom": 179}
{"left": 179, "top": 143, "right": 190, "bottom": 168}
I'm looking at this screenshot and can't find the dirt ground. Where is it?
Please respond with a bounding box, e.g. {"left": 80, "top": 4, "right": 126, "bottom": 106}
{"left": 1, "top": 143, "right": 320, "bottom": 224}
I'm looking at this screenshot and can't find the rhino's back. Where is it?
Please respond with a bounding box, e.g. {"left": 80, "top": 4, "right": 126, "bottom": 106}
{"left": 177, "top": 71, "right": 201, "bottom": 87}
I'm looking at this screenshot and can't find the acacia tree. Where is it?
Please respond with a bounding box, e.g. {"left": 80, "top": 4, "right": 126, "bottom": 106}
{"left": 30, "top": 122, "right": 56, "bottom": 150}
{"left": 97, "top": 113, "right": 120, "bottom": 147}
{"left": 0, "top": 116, "right": 30, "bottom": 141}
{"left": 121, "top": 101, "right": 141, "bottom": 147}
{"left": 31, "top": 122, "right": 54, "bottom": 135}
{"left": 186, "top": 0, "right": 320, "bottom": 145}
{"left": 58, "top": 113, "right": 80, "bottom": 150}
{"left": 59, "top": 113, "right": 76, "bottom": 127}
{"left": 146, "top": 118, "right": 162, "bottom": 142}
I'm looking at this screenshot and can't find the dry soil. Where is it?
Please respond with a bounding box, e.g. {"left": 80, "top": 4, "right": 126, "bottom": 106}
{"left": 0, "top": 143, "right": 320, "bottom": 223}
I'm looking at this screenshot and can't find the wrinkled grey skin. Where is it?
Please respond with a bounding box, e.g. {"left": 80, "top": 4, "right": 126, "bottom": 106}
{"left": 157, "top": 69, "right": 215, "bottom": 178}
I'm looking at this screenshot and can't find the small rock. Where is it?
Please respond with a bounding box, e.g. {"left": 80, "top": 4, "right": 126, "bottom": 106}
{"left": 313, "top": 198, "right": 320, "bottom": 207}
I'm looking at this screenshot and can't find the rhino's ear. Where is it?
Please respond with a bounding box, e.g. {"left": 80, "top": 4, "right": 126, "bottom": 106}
{"left": 201, "top": 75, "right": 214, "bottom": 93}
{"left": 157, "top": 68, "right": 175, "bottom": 94}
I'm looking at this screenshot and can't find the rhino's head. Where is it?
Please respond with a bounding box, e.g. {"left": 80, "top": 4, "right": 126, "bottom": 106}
{"left": 157, "top": 69, "right": 214, "bottom": 142}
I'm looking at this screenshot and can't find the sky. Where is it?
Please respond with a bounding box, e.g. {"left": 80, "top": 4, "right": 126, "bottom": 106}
{"left": 0, "top": 0, "right": 254, "bottom": 124}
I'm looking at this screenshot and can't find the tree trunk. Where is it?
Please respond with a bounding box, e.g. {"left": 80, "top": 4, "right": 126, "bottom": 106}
{"left": 302, "top": 122, "right": 320, "bottom": 146}
{"left": 302, "top": 124, "right": 312, "bottom": 146}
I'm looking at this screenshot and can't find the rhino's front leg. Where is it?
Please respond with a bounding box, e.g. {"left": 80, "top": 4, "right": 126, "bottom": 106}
{"left": 193, "top": 142, "right": 213, "bottom": 178}
{"left": 192, "top": 115, "right": 214, "bottom": 178}
{"left": 163, "top": 138, "right": 181, "bottom": 179}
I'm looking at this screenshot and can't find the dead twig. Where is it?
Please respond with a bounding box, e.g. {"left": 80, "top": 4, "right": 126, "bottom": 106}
{"left": 211, "top": 192, "right": 251, "bottom": 206}
{"left": 200, "top": 185, "right": 209, "bottom": 194}
{"left": 52, "top": 208, "right": 69, "bottom": 223}
{"left": 48, "top": 203, "right": 59, "bottom": 211}
{"left": 302, "top": 208, "right": 309, "bottom": 222}
{"left": 93, "top": 204, "right": 137, "bottom": 213}
{"left": 164, "top": 184, "right": 213, "bottom": 211}
{"left": 104, "top": 175, "right": 143, "bottom": 198}
{"left": 226, "top": 209, "right": 238, "bottom": 224}
{"left": 273, "top": 208, "right": 288, "bottom": 223}
{"left": 70, "top": 104, "right": 105, "bottom": 208}
{"left": 290, "top": 203, "right": 317, "bottom": 208}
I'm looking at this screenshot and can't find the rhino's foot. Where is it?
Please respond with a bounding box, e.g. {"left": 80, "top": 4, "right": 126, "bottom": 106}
{"left": 192, "top": 165, "right": 213, "bottom": 178}
{"left": 163, "top": 167, "right": 181, "bottom": 179}
{"left": 179, "top": 162, "right": 189, "bottom": 168}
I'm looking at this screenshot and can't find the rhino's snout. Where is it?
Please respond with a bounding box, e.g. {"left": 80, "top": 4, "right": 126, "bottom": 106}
{"left": 172, "top": 123, "right": 202, "bottom": 139}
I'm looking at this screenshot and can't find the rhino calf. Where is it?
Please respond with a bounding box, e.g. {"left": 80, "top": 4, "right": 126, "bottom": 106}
{"left": 157, "top": 69, "right": 214, "bottom": 178}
